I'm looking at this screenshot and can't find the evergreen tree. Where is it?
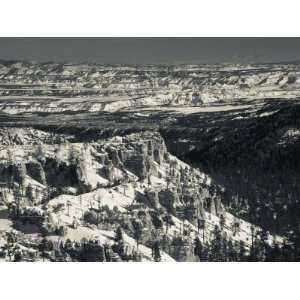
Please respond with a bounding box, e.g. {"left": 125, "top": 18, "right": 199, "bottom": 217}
{"left": 151, "top": 212, "right": 163, "bottom": 230}
{"left": 39, "top": 237, "right": 48, "bottom": 262}
{"left": 238, "top": 240, "right": 246, "bottom": 261}
{"left": 132, "top": 219, "right": 143, "bottom": 249}
{"left": 184, "top": 204, "right": 196, "bottom": 222}
{"left": 115, "top": 226, "right": 124, "bottom": 243}
{"left": 220, "top": 214, "right": 226, "bottom": 230}
{"left": 152, "top": 241, "right": 161, "bottom": 262}
{"left": 227, "top": 238, "right": 238, "bottom": 261}
{"left": 194, "top": 237, "right": 202, "bottom": 261}
{"left": 221, "top": 235, "right": 228, "bottom": 261}
{"left": 210, "top": 225, "right": 223, "bottom": 261}
{"left": 197, "top": 218, "right": 206, "bottom": 242}
{"left": 162, "top": 214, "right": 174, "bottom": 233}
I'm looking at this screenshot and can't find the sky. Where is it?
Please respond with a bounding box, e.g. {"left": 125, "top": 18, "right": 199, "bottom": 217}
{"left": 0, "top": 37, "right": 300, "bottom": 65}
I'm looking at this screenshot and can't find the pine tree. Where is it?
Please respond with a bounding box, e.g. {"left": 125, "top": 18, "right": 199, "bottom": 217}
{"left": 197, "top": 218, "right": 206, "bottom": 243}
{"left": 66, "top": 200, "right": 71, "bottom": 216}
{"left": 163, "top": 214, "right": 174, "bottom": 234}
{"left": 39, "top": 237, "right": 48, "bottom": 262}
{"left": 115, "top": 226, "right": 123, "bottom": 243}
{"left": 26, "top": 184, "right": 34, "bottom": 203}
{"left": 232, "top": 218, "right": 240, "bottom": 236}
{"left": 238, "top": 240, "right": 246, "bottom": 261}
{"left": 184, "top": 204, "right": 196, "bottom": 222}
{"left": 152, "top": 241, "right": 161, "bottom": 262}
{"left": 132, "top": 219, "right": 143, "bottom": 249}
{"left": 221, "top": 235, "right": 228, "bottom": 261}
{"left": 220, "top": 214, "right": 226, "bottom": 230}
{"left": 210, "top": 225, "right": 222, "bottom": 261}
{"left": 151, "top": 212, "right": 163, "bottom": 230}
{"left": 227, "top": 238, "right": 238, "bottom": 261}
{"left": 194, "top": 237, "right": 202, "bottom": 261}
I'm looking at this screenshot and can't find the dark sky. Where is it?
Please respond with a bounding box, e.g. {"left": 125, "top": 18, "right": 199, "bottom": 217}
{"left": 1, "top": 37, "right": 300, "bottom": 64}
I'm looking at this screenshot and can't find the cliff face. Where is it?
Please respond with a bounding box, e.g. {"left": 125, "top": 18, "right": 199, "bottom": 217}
{"left": 0, "top": 126, "right": 280, "bottom": 261}
{"left": 0, "top": 60, "right": 292, "bottom": 261}
{"left": 1, "top": 61, "right": 300, "bottom": 114}
{"left": 0, "top": 127, "right": 227, "bottom": 222}
{"left": 0, "top": 128, "right": 220, "bottom": 213}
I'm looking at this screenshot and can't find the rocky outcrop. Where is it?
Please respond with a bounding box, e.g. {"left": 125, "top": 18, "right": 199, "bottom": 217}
{"left": 26, "top": 161, "right": 46, "bottom": 185}
{"left": 0, "top": 130, "right": 165, "bottom": 190}
{"left": 158, "top": 189, "right": 180, "bottom": 213}
{"left": 144, "top": 189, "right": 160, "bottom": 209}
{"left": 0, "top": 162, "right": 26, "bottom": 186}
{"left": 0, "top": 128, "right": 223, "bottom": 219}
{"left": 1, "top": 61, "right": 300, "bottom": 114}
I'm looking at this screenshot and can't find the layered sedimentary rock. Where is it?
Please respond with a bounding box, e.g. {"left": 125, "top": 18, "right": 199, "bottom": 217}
{"left": 0, "top": 128, "right": 222, "bottom": 217}
{"left": 1, "top": 61, "right": 300, "bottom": 114}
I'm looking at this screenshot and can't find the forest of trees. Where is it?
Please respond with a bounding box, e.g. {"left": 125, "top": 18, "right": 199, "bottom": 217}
{"left": 173, "top": 101, "right": 300, "bottom": 261}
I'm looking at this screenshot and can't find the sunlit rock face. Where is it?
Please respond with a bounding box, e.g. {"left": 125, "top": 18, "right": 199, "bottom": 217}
{"left": 0, "top": 130, "right": 165, "bottom": 192}
{"left": 0, "top": 128, "right": 223, "bottom": 220}
{"left": 0, "top": 60, "right": 293, "bottom": 262}
{"left": 1, "top": 61, "right": 300, "bottom": 114}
